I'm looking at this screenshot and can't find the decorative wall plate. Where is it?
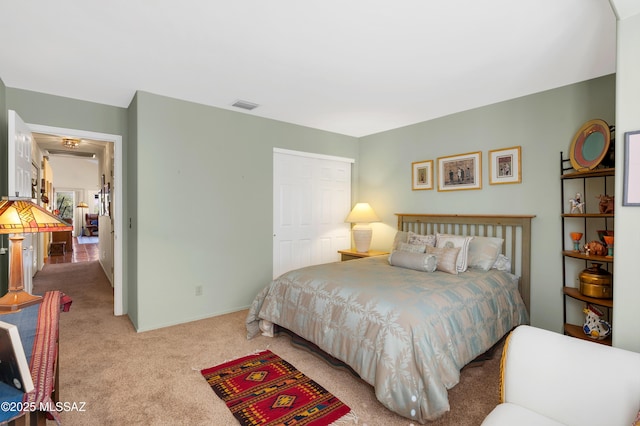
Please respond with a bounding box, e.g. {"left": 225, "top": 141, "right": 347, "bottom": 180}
{"left": 569, "top": 119, "right": 611, "bottom": 171}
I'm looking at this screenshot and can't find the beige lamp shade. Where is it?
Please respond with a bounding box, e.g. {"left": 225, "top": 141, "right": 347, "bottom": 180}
{"left": 345, "top": 203, "right": 380, "bottom": 224}
{"left": 77, "top": 202, "right": 89, "bottom": 209}
{"left": 345, "top": 203, "right": 380, "bottom": 253}
{"left": 0, "top": 197, "right": 73, "bottom": 312}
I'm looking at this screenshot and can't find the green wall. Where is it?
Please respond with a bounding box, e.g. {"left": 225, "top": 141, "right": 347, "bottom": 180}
{"left": 3, "top": 74, "right": 632, "bottom": 347}
{"left": 127, "top": 93, "right": 139, "bottom": 328}
{"left": 133, "top": 91, "right": 359, "bottom": 331}
{"left": 358, "top": 75, "right": 616, "bottom": 334}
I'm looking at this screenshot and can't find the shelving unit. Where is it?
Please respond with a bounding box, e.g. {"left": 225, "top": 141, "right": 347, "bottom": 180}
{"left": 560, "top": 153, "right": 614, "bottom": 346}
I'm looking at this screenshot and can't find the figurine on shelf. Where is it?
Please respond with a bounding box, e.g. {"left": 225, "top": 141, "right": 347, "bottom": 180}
{"left": 584, "top": 240, "right": 607, "bottom": 256}
{"left": 569, "top": 193, "right": 585, "bottom": 214}
{"left": 582, "top": 304, "right": 612, "bottom": 340}
{"left": 596, "top": 194, "right": 614, "bottom": 214}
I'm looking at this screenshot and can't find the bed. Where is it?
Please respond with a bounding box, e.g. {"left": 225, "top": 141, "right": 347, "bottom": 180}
{"left": 246, "top": 214, "right": 533, "bottom": 423}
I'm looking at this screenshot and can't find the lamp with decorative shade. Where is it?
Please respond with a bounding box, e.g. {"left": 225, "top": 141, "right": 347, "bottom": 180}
{"left": 0, "top": 197, "right": 72, "bottom": 312}
{"left": 77, "top": 201, "right": 88, "bottom": 236}
{"left": 345, "top": 203, "right": 380, "bottom": 253}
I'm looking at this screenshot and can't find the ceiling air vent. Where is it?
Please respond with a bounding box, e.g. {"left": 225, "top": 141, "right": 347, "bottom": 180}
{"left": 231, "top": 100, "right": 259, "bottom": 111}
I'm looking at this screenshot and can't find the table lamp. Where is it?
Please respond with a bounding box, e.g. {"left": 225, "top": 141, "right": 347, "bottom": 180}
{"left": 77, "top": 201, "right": 88, "bottom": 236}
{"left": 0, "top": 197, "right": 72, "bottom": 312}
{"left": 345, "top": 203, "right": 380, "bottom": 253}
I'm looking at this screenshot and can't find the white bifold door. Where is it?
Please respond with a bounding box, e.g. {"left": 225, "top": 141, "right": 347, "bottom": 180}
{"left": 273, "top": 149, "right": 353, "bottom": 279}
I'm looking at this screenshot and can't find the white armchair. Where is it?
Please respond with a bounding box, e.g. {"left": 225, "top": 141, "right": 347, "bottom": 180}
{"left": 482, "top": 325, "right": 640, "bottom": 426}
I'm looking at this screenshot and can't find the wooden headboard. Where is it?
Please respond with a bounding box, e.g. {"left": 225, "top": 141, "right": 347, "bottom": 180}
{"left": 396, "top": 214, "right": 535, "bottom": 312}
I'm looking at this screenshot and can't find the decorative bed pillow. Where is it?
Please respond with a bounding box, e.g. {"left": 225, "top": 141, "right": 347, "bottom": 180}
{"left": 397, "top": 242, "right": 427, "bottom": 253}
{"left": 407, "top": 231, "right": 436, "bottom": 248}
{"left": 388, "top": 250, "right": 437, "bottom": 272}
{"left": 391, "top": 231, "right": 409, "bottom": 250}
{"left": 492, "top": 254, "right": 512, "bottom": 272}
{"left": 467, "top": 236, "right": 504, "bottom": 271}
{"left": 426, "top": 246, "right": 460, "bottom": 275}
{"left": 436, "top": 234, "right": 473, "bottom": 272}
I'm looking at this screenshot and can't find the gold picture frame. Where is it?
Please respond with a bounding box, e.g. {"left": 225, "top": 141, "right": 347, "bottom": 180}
{"left": 489, "top": 146, "right": 522, "bottom": 185}
{"left": 412, "top": 160, "right": 433, "bottom": 190}
{"left": 437, "top": 151, "right": 482, "bottom": 191}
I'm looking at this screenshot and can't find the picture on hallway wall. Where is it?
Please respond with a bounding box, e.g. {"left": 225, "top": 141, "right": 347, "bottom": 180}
{"left": 100, "top": 174, "right": 111, "bottom": 217}
{"left": 437, "top": 152, "right": 482, "bottom": 191}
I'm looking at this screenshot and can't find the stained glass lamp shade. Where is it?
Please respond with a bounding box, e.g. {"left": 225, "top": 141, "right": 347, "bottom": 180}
{"left": 0, "top": 197, "right": 72, "bottom": 311}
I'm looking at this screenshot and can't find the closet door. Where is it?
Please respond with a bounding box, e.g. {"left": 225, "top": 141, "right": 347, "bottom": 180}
{"left": 273, "top": 149, "right": 352, "bottom": 279}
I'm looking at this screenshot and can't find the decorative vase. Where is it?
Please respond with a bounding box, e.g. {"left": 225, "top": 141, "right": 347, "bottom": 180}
{"left": 569, "top": 232, "right": 583, "bottom": 252}
{"left": 583, "top": 304, "right": 612, "bottom": 340}
{"left": 603, "top": 235, "right": 614, "bottom": 257}
{"left": 596, "top": 229, "right": 614, "bottom": 245}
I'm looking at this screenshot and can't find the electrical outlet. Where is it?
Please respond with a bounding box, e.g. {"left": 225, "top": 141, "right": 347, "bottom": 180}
{"left": 195, "top": 285, "right": 203, "bottom": 296}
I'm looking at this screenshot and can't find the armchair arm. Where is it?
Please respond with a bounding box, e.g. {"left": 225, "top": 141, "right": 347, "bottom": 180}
{"left": 499, "top": 325, "right": 640, "bottom": 426}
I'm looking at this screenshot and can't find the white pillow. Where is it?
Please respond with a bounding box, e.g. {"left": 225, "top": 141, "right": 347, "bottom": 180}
{"left": 436, "top": 234, "right": 474, "bottom": 272}
{"left": 407, "top": 231, "right": 436, "bottom": 247}
{"left": 426, "top": 246, "right": 460, "bottom": 275}
{"left": 467, "top": 236, "right": 504, "bottom": 271}
{"left": 388, "top": 250, "right": 437, "bottom": 272}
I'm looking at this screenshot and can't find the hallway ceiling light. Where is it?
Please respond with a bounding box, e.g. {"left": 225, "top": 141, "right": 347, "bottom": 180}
{"left": 62, "top": 138, "right": 80, "bottom": 149}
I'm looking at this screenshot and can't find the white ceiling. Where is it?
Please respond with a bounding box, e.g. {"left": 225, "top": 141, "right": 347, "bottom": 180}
{"left": 0, "top": 1, "right": 623, "bottom": 137}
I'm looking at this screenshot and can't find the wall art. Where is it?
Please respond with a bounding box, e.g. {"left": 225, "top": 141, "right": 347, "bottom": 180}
{"left": 489, "top": 146, "right": 521, "bottom": 185}
{"left": 437, "top": 151, "right": 482, "bottom": 191}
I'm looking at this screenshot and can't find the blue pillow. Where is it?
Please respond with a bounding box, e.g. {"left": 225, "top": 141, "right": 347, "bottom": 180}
{"left": 90, "top": 220, "right": 98, "bottom": 226}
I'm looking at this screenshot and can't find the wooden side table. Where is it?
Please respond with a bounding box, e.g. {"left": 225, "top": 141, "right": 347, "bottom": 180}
{"left": 338, "top": 249, "right": 389, "bottom": 261}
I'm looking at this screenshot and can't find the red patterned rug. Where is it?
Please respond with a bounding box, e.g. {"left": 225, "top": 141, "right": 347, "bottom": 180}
{"left": 201, "top": 350, "right": 352, "bottom": 426}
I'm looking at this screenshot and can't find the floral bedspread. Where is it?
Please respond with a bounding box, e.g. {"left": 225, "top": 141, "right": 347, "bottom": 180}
{"left": 246, "top": 255, "right": 528, "bottom": 423}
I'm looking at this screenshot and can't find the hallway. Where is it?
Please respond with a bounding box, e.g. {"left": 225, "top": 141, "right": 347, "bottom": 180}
{"left": 45, "top": 237, "right": 99, "bottom": 264}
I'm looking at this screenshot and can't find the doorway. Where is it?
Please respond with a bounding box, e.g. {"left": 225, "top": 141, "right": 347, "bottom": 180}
{"left": 28, "top": 123, "right": 124, "bottom": 316}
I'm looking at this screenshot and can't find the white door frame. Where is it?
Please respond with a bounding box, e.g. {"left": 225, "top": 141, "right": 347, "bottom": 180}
{"left": 27, "top": 123, "right": 124, "bottom": 316}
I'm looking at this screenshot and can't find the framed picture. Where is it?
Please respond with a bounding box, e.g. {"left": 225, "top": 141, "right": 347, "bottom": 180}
{"left": 437, "top": 151, "right": 482, "bottom": 191}
{"left": 489, "top": 146, "right": 522, "bottom": 185}
{"left": 412, "top": 160, "right": 433, "bottom": 190}
{"left": 623, "top": 130, "right": 640, "bottom": 206}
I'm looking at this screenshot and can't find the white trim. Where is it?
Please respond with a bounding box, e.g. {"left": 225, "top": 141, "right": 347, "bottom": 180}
{"left": 273, "top": 147, "right": 355, "bottom": 164}
{"left": 27, "top": 123, "right": 124, "bottom": 316}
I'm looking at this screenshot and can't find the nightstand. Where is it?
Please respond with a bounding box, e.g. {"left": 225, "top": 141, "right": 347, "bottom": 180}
{"left": 338, "top": 249, "right": 389, "bottom": 261}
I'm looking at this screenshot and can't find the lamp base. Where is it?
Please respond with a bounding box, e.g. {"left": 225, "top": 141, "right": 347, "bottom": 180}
{"left": 0, "top": 291, "right": 43, "bottom": 313}
{"left": 352, "top": 224, "right": 373, "bottom": 253}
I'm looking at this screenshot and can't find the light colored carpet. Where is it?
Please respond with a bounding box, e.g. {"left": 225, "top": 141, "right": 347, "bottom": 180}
{"left": 33, "top": 260, "right": 502, "bottom": 425}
